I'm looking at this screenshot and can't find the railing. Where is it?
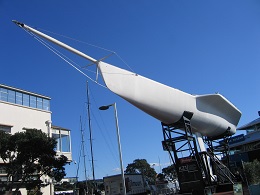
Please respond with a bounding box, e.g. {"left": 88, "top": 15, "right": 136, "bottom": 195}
{"left": 200, "top": 151, "right": 235, "bottom": 184}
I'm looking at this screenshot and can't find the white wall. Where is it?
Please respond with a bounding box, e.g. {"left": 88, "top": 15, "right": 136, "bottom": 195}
{"left": 0, "top": 101, "right": 51, "bottom": 134}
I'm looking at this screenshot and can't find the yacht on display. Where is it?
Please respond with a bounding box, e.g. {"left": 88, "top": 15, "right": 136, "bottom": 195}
{"left": 12, "top": 20, "right": 241, "bottom": 141}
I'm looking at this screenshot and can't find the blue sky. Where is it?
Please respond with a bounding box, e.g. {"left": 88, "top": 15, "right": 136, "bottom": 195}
{"left": 1, "top": 1, "right": 260, "bottom": 180}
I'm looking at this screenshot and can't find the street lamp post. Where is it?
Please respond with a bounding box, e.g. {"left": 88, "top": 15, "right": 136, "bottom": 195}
{"left": 99, "top": 103, "right": 126, "bottom": 195}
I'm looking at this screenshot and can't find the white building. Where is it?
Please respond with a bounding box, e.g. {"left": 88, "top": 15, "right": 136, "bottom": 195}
{"left": 0, "top": 84, "right": 72, "bottom": 194}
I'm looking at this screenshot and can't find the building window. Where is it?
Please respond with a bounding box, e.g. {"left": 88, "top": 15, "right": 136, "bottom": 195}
{"left": 23, "top": 94, "right": 30, "bottom": 107}
{"left": 30, "top": 95, "right": 37, "bottom": 108}
{"left": 52, "top": 128, "right": 71, "bottom": 153}
{"left": 61, "top": 130, "right": 71, "bottom": 152}
{"left": 8, "top": 90, "right": 15, "bottom": 104}
{"left": 0, "top": 166, "right": 7, "bottom": 174}
{"left": 43, "top": 99, "right": 50, "bottom": 111}
{"left": 16, "top": 92, "right": 23, "bottom": 105}
{"left": 0, "top": 86, "right": 50, "bottom": 111}
{"left": 0, "top": 88, "right": 8, "bottom": 101}
{"left": 52, "top": 133, "right": 61, "bottom": 152}
{"left": 0, "top": 176, "right": 8, "bottom": 182}
{"left": 0, "top": 124, "right": 12, "bottom": 133}
{"left": 37, "top": 97, "right": 43, "bottom": 109}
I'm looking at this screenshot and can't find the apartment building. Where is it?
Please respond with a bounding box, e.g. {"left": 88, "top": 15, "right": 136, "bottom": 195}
{"left": 0, "top": 84, "right": 72, "bottom": 194}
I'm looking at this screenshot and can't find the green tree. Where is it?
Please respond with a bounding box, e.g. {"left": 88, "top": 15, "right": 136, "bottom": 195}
{"left": 125, "top": 159, "right": 157, "bottom": 184}
{"left": 162, "top": 164, "right": 177, "bottom": 181}
{"left": 243, "top": 159, "right": 260, "bottom": 185}
{"left": 0, "top": 129, "right": 68, "bottom": 194}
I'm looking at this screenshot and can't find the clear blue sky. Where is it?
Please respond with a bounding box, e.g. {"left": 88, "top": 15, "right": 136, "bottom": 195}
{"left": 1, "top": 1, "right": 260, "bottom": 180}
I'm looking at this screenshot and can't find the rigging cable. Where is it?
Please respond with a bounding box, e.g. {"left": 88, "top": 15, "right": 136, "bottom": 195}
{"left": 21, "top": 27, "right": 107, "bottom": 88}
{"left": 38, "top": 27, "right": 136, "bottom": 73}
{"left": 87, "top": 87, "right": 119, "bottom": 166}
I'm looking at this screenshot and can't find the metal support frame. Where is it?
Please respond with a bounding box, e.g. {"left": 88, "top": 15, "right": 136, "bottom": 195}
{"left": 161, "top": 113, "right": 211, "bottom": 194}
{"left": 161, "top": 113, "right": 236, "bottom": 194}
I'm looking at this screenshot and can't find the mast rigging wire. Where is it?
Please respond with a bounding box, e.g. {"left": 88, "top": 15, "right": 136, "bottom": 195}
{"left": 38, "top": 27, "right": 135, "bottom": 73}
{"left": 87, "top": 87, "right": 119, "bottom": 166}
{"left": 22, "top": 27, "right": 107, "bottom": 88}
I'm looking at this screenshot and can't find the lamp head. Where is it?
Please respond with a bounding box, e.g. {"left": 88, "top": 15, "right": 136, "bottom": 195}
{"left": 99, "top": 105, "right": 110, "bottom": 110}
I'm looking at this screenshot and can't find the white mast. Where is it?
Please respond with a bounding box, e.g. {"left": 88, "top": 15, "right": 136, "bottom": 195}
{"left": 12, "top": 20, "right": 97, "bottom": 63}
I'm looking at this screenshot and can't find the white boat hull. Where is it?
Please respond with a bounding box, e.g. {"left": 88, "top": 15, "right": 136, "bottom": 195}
{"left": 98, "top": 61, "right": 241, "bottom": 138}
